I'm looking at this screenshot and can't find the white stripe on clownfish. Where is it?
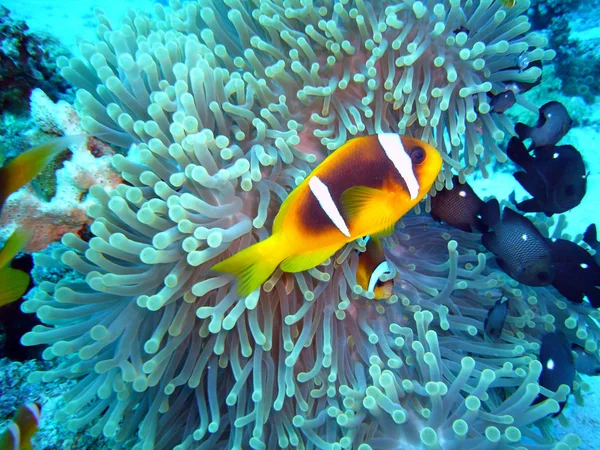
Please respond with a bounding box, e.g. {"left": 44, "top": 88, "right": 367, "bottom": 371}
{"left": 308, "top": 175, "right": 351, "bottom": 237}
{"left": 368, "top": 260, "right": 392, "bottom": 292}
{"left": 378, "top": 133, "right": 420, "bottom": 200}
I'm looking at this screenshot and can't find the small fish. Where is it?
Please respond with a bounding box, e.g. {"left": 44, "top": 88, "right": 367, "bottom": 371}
{"left": 212, "top": 134, "right": 442, "bottom": 296}
{"left": 479, "top": 199, "right": 554, "bottom": 286}
{"left": 429, "top": 176, "right": 487, "bottom": 232}
{"left": 489, "top": 90, "right": 516, "bottom": 114}
{"left": 506, "top": 137, "right": 587, "bottom": 216}
{"left": 549, "top": 239, "right": 600, "bottom": 308}
{"left": 0, "top": 403, "right": 41, "bottom": 450}
{"left": 452, "top": 25, "right": 470, "bottom": 35}
{"left": 583, "top": 224, "right": 600, "bottom": 265}
{"left": 356, "top": 237, "right": 394, "bottom": 300}
{"left": 483, "top": 298, "right": 509, "bottom": 341}
{"left": 572, "top": 344, "right": 600, "bottom": 376}
{"left": 0, "top": 134, "right": 86, "bottom": 212}
{"left": 0, "top": 229, "right": 33, "bottom": 308}
{"left": 505, "top": 59, "right": 543, "bottom": 94}
{"left": 500, "top": 0, "right": 515, "bottom": 7}
{"left": 515, "top": 101, "right": 573, "bottom": 148}
{"left": 535, "top": 332, "right": 575, "bottom": 416}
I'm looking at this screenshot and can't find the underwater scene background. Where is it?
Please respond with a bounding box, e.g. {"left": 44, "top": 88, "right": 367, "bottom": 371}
{"left": 0, "top": 0, "right": 599, "bottom": 449}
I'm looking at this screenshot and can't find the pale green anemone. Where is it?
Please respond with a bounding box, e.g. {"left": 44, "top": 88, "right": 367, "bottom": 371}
{"left": 20, "top": 1, "right": 591, "bottom": 449}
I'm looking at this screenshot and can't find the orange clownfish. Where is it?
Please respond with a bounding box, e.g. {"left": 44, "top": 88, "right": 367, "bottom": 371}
{"left": 0, "top": 403, "right": 41, "bottom": 450}
{"left": 212, "top": 133, "right": 442, "bottom": 296}
{"left": 0, "top": 229, "right": 33, "bottom": 308}
{"left": 356, "top": 236, "right": 394, "bottom": 300}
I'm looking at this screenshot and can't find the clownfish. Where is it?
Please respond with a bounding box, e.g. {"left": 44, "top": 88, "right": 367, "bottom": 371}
{"left": 0, "top": 229, "right": 33, "bottom": 308}
{"left": 355, "top": 236, "right": 394, "bottom": 300}
{"left": 0, "top": 134, "right": 87, "bottom": 213}
{"left": 212, "top": 133, "right": 442, "bottom": 296}
{"left": 0, "top": 403, "right": 41, "bottom": 450}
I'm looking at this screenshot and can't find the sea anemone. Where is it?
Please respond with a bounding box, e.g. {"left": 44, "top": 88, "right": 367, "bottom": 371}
{"left": 20, "top": 1, "right": 588, "bottom": 449}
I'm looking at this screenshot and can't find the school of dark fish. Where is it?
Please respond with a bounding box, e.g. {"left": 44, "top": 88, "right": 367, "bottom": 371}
{"left": 429, "top": 99, "right": 599, "bottom": 415}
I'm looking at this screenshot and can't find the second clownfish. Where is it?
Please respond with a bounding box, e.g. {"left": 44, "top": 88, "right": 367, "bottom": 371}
{"left": 213, "top": 133, "right": 442, "bottom": 296}
{"left": 355, "top": 236, "right": 394, "bottom": 300}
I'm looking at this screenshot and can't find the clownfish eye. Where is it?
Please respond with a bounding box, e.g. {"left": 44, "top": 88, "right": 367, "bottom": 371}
{"left": 410, "top": 147, "right": 426, "bottom": 165}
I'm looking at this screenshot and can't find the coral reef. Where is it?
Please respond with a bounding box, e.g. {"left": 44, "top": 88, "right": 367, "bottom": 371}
{"left": 18, "top": 1, "right": 590, "bottom": 449}
{"left": 0, "top": 6, "right": 72, "bottom": 111}
{"left": 0, "top": 89, "right": 122, "bottom": 252}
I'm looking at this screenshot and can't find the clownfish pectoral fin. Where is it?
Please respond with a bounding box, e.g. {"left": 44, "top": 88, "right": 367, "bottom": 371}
{"left": 0, "top": 267, "right": 31, "bottom": 308}
{"left": 279, "top": 244, "right": 341, "bottom": 273}
{"left": 340, "top": 186, "right": 398, "bottom": 234}
{"left": 372, "top": 223, "right": 396, "bottom": 238}
{"left": 211, "top": 235, "right": 284, "bottom": 297}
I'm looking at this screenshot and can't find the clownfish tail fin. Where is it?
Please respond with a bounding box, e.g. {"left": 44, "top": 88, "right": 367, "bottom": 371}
{"left": 211, "top": 235, "right": 284, "bottom": 297}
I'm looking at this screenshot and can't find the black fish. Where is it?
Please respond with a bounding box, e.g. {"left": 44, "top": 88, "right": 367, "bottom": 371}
{"left": 535, "top": 331, "right": 575, "bottom": 416}
{"left": 429, "top": 176, "right": 487, "bottom": 232}
{"left": 515, "top": 101, "right": 573, "bottom": 148}
{"left": 506, "top": 137, "right": 587, "bottom": 216}
{"left": 480, "top": 199, "right": 554, "bottom": 286}
{"left": 489, "top": 90, "right": 516, "bottom": 114}
{"left": 549, "top": 239, "right": 600, "bottom": 308}
{"left": 483, "top": 298, "right": 508, "bottom": 341}
{"left": 572, "top": 344, "right": 600, "bottom": 376}
{"left": 583, "top": 224, "right": 600, "bottom": 265}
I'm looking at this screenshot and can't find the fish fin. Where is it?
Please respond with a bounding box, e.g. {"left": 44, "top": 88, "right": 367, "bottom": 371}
{"left": 516, "top": 198, "right": 546, "bottom": 214}
{"left": 340, "top": 186, "right": 398, "bottom": 233}
{"left": 280, "top": 245, "right": 340, "bottom": 273}
{"left": 0, "top": 267, "right": 30, "bottom": 308}
{"left": 472, "top": 218, "right": 489, "bottom": 233}
{"left": 584, "top": 224, "right": 598, "bottom": 248}
{"left": 0, "top": 229, "right": 33, "bottom": 270}
{"left": 479, "top": 199, "right": 501, "bottom": 228}
{"left": 372, "top": 223, "right": 396, "bottom": 238}
{"left": 507, "top": 137, "right": 532, "bottom": 167}
{"left": 0, "top": 135, "right": 87, "bottom": 207}
{"left": 211, "top": 235, "right": 284, "bottom": 297}
{"left": 514, "top": 123, "right": 531, "bottom": 142}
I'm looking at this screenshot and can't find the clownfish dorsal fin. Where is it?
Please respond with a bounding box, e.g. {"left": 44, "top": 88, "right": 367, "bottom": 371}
{"left": 340, "top": 186, "right": 397, "bottom": 235}
{"left": 279, "top": 244, "right": 340, "bottom": 273}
